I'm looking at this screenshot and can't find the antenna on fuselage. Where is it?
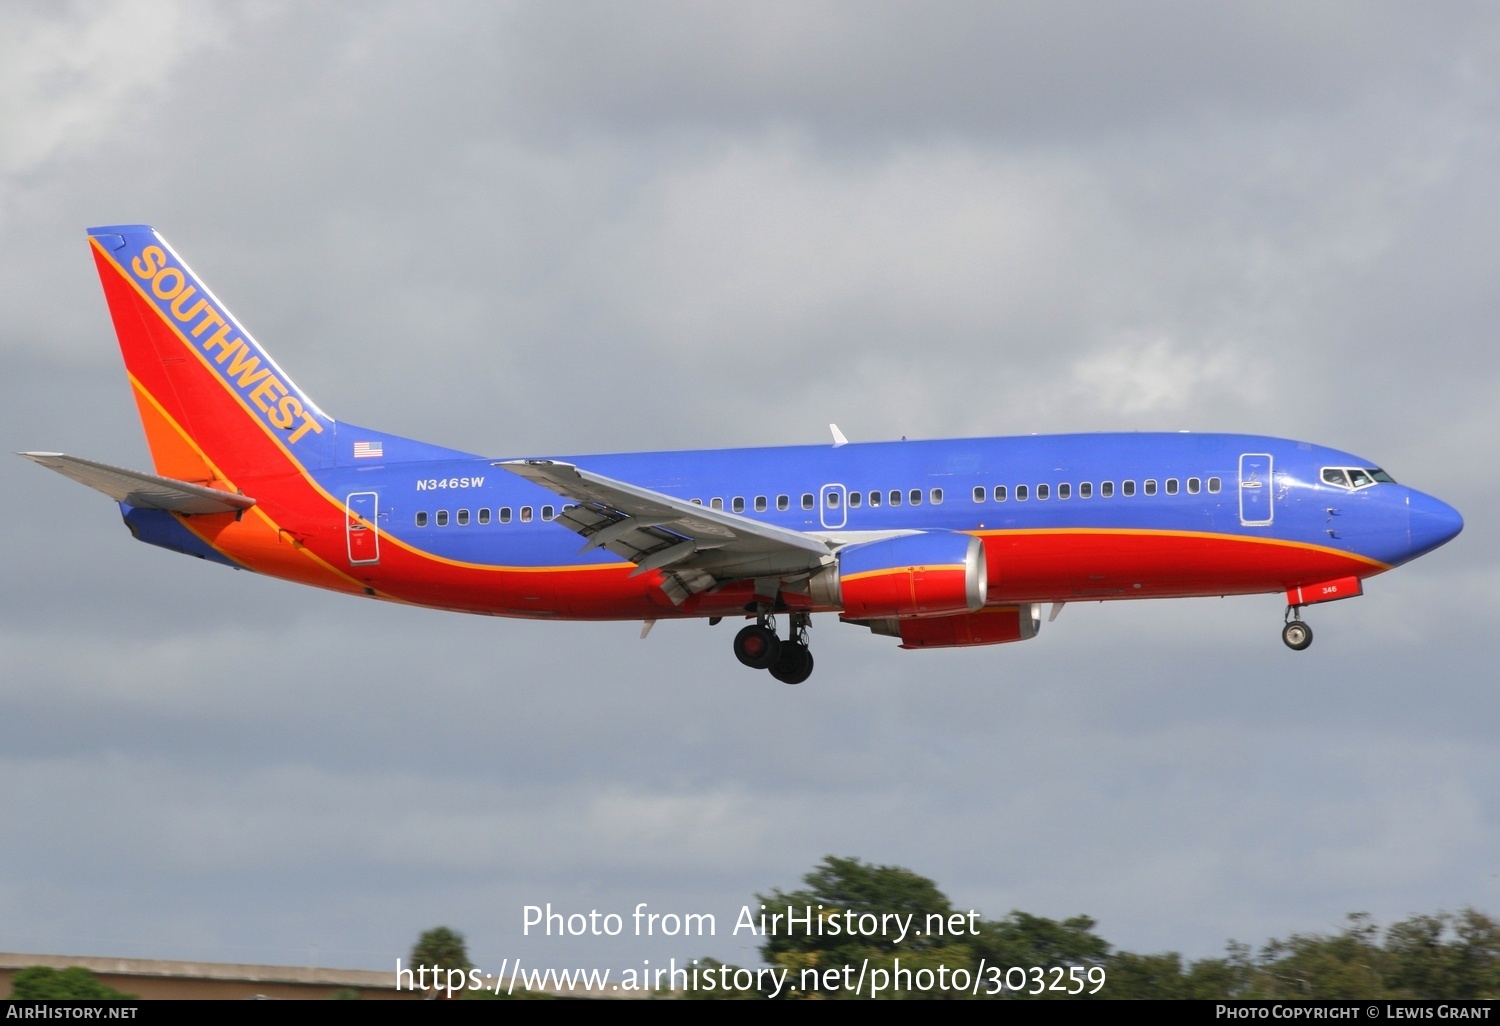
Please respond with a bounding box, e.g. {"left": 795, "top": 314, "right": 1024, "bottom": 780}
{"left": 830, "top": 424, "right": 848, "bottom": 448}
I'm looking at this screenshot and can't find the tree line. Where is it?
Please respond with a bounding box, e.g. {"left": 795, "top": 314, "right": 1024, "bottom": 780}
{"left": 703, "top": 855, "right": 1500, "bottom": 999}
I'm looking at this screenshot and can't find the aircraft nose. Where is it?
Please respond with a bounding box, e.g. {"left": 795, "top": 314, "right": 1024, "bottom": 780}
{"left": 1408, "top": 490, "right": 1464, "bottom": 558}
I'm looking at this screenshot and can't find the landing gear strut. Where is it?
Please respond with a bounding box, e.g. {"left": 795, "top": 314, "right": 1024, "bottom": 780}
{"left": 732, "top": 612, "right": 814, "bottom": 683}
{"left": 1282, "top": 608, "right": 1313, "bottom": 651}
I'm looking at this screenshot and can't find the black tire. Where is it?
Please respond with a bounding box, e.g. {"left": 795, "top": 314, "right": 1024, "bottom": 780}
{"left": 769, "top": 644, "right": 814, "bottom": 685}
{"left": 734, "top": 624, "right": 781, "bottom": 669}
{"left": 1282, "top": 621, "right": 1313, "bottom": 651}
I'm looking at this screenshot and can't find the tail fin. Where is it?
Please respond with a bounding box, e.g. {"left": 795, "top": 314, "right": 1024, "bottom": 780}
{"left": 87, "top": 225, "right": 338, "bottom": 487}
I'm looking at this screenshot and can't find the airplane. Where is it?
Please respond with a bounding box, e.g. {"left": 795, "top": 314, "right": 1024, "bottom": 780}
{"left": 21, "top": 225, "right": 1464, "bottom": 684}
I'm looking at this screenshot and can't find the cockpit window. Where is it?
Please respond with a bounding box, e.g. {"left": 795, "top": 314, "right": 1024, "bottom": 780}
{"left": 1322, "top": 466, "right": 1393, "bottom": 489}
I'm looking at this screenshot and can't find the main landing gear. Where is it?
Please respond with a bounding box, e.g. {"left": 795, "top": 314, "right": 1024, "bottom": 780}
{"left": 733, "top": 612, "right": 814, "bottom": 684}
{"left": 1282, "top": 607, "right": 1313, "bottom": 651}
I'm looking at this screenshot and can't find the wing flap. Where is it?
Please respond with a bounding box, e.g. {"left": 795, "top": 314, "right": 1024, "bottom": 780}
{"left": 20, "top": 452, "right": 255, "bottom": 515}
{"left": 498, "top": 459, "right": 833, "bottom": 591}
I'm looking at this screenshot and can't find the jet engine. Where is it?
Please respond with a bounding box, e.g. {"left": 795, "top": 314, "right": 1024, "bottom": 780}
{"left": 814, "top": 531, "right": 987, "bottom": 619}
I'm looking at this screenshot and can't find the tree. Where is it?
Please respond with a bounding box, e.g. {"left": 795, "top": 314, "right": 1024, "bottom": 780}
{"left": 756, "top": 855, "right": 973, "bottom": 998}
{"left": 9, "top": 966, "right": 135, "bottom": 1000}
{"left": 410, "top": 925, "right": 473, "bottom": 976}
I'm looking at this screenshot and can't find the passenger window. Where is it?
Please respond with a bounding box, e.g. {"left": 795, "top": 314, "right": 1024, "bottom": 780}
{"left": 929, "top": 488, "right": 943, "bottom": 504}
{"left": 754, "top": 495, "right": 767, "bottom": 512}
{"left": 1144, "top": 480, "right": 1157, "bottom": 496}
{"left": 436, "top": 510, "right": 449, "bottom": 526}
{"left": 909, "top": 489, "right": 922, "bottom": 506}
{"left": 889, "top": 490, "right": 902, "bottom": 507}
{"left": 499, "top": 507, "right": 512, "bottom": 523}
{"left": 802, "top": 493, "right": 815, "bottom": 510}
{"left": 1122, "top": 481, "right": 1136, "bottom": 497}
{"left": 1037, "top": 484, "right": 1050, "bottom": 500}
{"left": 691, "top": 498, "right": 703, "bottom": 505}
{"left": 1079, "top": 482, "right": 1092, "bottom": 498}
{"left": 711, "top": 497, "right": 724, "bottom": 510}
{"left": 1187, "top": 478, "right": 1201, "bottom": 494}
{"left": 520, "top": 506, "right": 533, "bottom": 522}
{"left": 1165, "top": 479, "right": 1178, "bottom": 495}
{"left": 732, "top": 497, "right": 745, "bottom": 513}
{"left": 993, "top": 485, "right": 1007, "bottom": 502}
{"left": 867, "top": 491, "right": 880, "bottom": 507}
{"left": 542, "top": 505, "right": 555, "bottom": 521}
{"left": 849, "top": 491, "right": 862, "bottom": 508}
{"left": 973, "top": 486, "right": 986, "bottom": 503}
{"left": 1208, "top": 477, "right": 1221, "bottom": 493}
{"left": 777, "top": 494, "right": 790, "bottom": 511}
{"left": 1101, "top": 481, "right": 1114, "bottom": 497}
{"left": 416, "top": 511, "right": 428, "bottom": 527}
{"left": 826, "top": 492, "right": 841, "bottom": 508}
{"left": 1059, "top": 483, "right": 1071, "bottom": 499}
{"left": 478, "top": 508, "right": 491, "bottom": 524}
{"left": 457, "top": 509, "right": 470, "bottom": 525}
{"left": 1016, "top": 485, "right": 1029, "bottom": 501}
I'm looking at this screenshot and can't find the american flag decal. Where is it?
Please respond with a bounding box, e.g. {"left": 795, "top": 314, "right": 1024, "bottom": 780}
{"left": 352, "top": 441, "right": 383, "bottom": 459}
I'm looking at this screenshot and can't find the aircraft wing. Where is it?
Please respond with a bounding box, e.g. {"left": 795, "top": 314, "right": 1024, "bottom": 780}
{"left": 19, "top": 452, "right": 255, "bottom": 515}
{"left": 497, "top": 459, "right": 833, "bottom": 604}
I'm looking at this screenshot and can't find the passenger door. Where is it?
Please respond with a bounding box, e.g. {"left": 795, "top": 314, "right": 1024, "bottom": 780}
{"left": 1238, "top": 454, "right": 1273, "bottom": 526}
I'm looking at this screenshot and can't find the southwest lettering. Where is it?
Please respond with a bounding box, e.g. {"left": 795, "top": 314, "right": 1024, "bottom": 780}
{"left": 124, "top": 241, "right": 327, "bottom": 447}
{"left": 287, "top": 412, "right": 323, "bottom": 443}
{"left": 249, "top": 375, "right": 287, "bottom": 415}
{"left": 170, "top": 287, "right": 208, "bottom": 323}
{"left": 131, "top": 245, "right": 166, "bottom": 279}
{"left": 271, "top": 394, "right": 302, "bottom": 430}
{"left": 190, "top": 306, "right": 227, "bottom": 338}
{"left": 151, "top": 266, "right": 185, "bottom": 299}
{"left": 225, "top": 345, "right": 273, "bottom": 389}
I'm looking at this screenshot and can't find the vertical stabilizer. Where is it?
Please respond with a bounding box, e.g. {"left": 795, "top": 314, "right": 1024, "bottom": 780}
{"left": 87, "top": 225, "right": 337, "bottom": 487}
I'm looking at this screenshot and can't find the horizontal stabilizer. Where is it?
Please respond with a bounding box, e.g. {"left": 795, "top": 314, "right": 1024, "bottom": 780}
{"left": 19, "top": 452, "right": 255, "bottom": 515}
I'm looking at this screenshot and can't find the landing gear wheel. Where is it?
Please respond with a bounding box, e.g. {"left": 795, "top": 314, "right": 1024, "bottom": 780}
{"left": 768, "top": 644, "right": 814, "bottom": 685}
{"left": 1282, "top": 621, "right": 1313, "bottom": 651}
{"left": 734, "top": 624, "right": 782, "bottom": 669}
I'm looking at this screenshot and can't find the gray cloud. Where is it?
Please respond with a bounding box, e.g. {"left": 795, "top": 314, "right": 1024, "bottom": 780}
{"left": 0, "top": 0, "right": 1494, "bottom": 974}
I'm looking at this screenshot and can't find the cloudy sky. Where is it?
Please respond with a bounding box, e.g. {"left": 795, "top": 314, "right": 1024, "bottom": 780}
{"left": 2, "top": 1, "right": 1497, "bottom": 977}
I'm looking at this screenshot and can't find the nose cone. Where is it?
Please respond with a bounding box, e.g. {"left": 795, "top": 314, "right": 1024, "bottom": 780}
{"left": 1408, "top": 490, "right": 1464, "bottom": 559}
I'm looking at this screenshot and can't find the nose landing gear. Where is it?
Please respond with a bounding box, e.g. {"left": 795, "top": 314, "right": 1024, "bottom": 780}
{"left": 733, "top": 612, "right": 814, "bottom": 683}
{"left": 1282, "top": 608, "right": 1313, "bottom": 651}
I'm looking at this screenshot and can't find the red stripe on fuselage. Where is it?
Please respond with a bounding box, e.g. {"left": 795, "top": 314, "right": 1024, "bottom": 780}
{"left": 978, "top": 529, "right": 1385, "bottom": 603}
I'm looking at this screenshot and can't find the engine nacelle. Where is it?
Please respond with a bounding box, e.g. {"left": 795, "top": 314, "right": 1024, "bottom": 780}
{"left": 827, "top": 531, "right": 987, "bottom": 619}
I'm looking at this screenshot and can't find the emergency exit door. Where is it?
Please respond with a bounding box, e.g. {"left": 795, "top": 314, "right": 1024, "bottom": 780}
{"left": 346, "top": 492, "right": 380, "bottom": 565}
